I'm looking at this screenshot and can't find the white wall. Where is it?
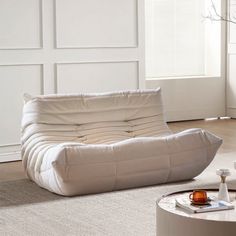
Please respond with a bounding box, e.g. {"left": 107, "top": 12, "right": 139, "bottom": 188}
{"left": 146, "top": 77, "right": 225, "bottom": 122}
{"left": 0, "top": 0, "right": 145, "bottom": 161}
{"left": 227, "top": 0, "right": 236, "bottom": 118}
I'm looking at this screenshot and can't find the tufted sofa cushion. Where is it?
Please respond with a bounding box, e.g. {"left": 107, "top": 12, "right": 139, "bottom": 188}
{"left": 21, "top": 89, "right": 222, "bottom": 196}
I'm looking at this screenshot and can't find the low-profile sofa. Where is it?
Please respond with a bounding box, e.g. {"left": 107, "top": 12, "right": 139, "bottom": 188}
{"left": 21, "top": 88, "right": 222, "bottom": 196}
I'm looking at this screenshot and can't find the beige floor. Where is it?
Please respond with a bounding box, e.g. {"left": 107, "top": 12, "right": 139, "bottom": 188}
{"left": 1, "top": 118, "right": 236, "bottom": 182}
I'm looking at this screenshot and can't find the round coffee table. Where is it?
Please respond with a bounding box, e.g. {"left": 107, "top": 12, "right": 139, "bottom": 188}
{"left": 156, "top": 189, "right": 236, "bottom": 236}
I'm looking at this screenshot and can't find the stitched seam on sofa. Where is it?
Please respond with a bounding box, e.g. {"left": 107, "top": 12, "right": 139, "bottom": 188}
{"left": 117, "top": 158, "right": 209, "bottom": 177}
{"left": 35, "top": 145, "right": 55, "bottom": 173}
{"left": 170, "top": 141, "right": 221, "bottom": 154}
{"left": 28, "top": 118, "right": 166, "bottom": 133}
{"left": 116, "top": 168, "right": 170, "bottom": 177}
{"left": 26, "top": 142, "right": 45, "bottom": 174}
{"left": 37, "top": 138, "right": 220, "bottom": 173}
{"left": 133, "top": 130, "right": 169, "bottom": 137}
{"left": 40, "top": 155, "right": 169, "bottom": 172}
{"left": 32, "top": 93, "right": 159, "bottom": 102}
{"left": 52, "top": 163, "right": 67, "bottom": 196}
{"left": 128, "top": 114, "right": 164, "bottom": 121}
{"left": 23, "top": 115, "right": 165, "bottom": 128}
{"left": 165, "top": 138, "right": 172, "bottom": 182}
{"left": 30, "top": 90, "right": 160, "bottom": 101}
{"left": 27, "top": 137, "right": 220, "bottom": 153}
{"left": 169, "top": 159, "right": 207, "bottom": 169}
{"left": 123, "top": 141, "right": 219, "bottom": 154}
{"left": 25, "top": 104, "right": 162, "bottom": 115}
{"left": 28, "top": 123, "right": 163, "bottom": 133}
{"left": 131, "top": 122, "right": 167, "bottom": 129}
{"left": 58, "top": 175, "right": 117, "bottom": 184}
{"left": 116, "top": 167, "right": 170, "bottom": 176}
{"left": 40, "top": 160, "right": 116, "bottom": 171}
{"left": 131, "top": 126, "right": 169, "bottom": 134}
{"left": 167, "top": 163, "right": 209, "bottom": 180}
{"left": 111, "top": 145, "right": 117, "bottom": 191}
{"left": 30, "top": 144, "right": 57, "bottom": 174}
{"left": 80, "top": 130, "right": 132, "bottom": 136}
{"left": 30, "top": 117, "right": 164, "bottom": 128}
{"left": 38, "top": 140, "right": 220, "bottom": 170}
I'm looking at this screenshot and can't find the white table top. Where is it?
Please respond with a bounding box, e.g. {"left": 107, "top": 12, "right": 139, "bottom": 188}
{"left": 158, "top": 190, "right": 236, "bottom": 222}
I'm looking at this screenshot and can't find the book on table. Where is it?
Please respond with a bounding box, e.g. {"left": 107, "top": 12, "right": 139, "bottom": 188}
{"left": 175, "top": 196, "right": 235, "bottom": 214}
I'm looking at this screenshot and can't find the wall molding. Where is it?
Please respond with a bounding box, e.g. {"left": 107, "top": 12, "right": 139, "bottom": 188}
{"left": 54, "top": 0, "right": 139, "bottom": 49}
{"left": 0, "top": 144, "right": 21, "bottom": 162}
{"left": 228, "top": 0, "right": 236, "bottom": 44}
{"left": 0, "top": 152, "right": 21, "bottom": 162}
{"left": 0, "top": 63, "right": 44, "bottom": 149}
{"left": 55, "top": 60, "right": 139, "bottom": 93}
{"left": 0, "top": 64, "right": 44, "bottom": 94}
{"left": 0, "top": 0, "right": 43, "bottom": 50}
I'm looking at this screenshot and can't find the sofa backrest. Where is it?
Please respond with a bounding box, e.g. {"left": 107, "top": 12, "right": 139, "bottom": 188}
{"left": 22, "top": 88, "right": 171, "bottom": 140}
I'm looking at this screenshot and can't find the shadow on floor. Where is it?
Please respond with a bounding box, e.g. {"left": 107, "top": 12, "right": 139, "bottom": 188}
{"left": 1, "top": 177, "right": 235, "bottom": 208}
{"left": 0, "top": 179, "right": 64, "bottom": 207}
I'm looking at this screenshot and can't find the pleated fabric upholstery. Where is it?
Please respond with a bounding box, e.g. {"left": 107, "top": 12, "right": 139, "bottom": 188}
{"left": 21, "top": 89, "right": 222, "bottom": 196}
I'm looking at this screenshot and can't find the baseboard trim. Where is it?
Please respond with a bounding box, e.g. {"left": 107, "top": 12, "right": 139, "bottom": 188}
{"left": 227, "top": 108, "right": 236, "bottom": 118}
{"left": 0, "top": 152, "right": 21, "bottom": 163}
{"left": 165, "top": 109, "right": 225, "bottom": 122}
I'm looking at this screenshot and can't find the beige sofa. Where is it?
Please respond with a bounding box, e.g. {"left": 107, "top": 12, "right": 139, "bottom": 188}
{"left": 21, "top": 88, "right": 222, "bottom": 196}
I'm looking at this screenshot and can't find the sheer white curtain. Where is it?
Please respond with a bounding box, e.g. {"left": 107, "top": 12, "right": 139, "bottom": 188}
{"left": 145, "top": 0, "right": 220, "bottom": 78}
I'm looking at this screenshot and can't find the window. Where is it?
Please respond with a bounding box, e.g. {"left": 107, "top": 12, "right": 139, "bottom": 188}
{"left": 145, "top": 0, "right": 221, "bottom": 79}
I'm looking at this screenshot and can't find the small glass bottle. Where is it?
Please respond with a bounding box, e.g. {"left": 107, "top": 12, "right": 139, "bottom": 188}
{"left": 216, "top": 169, "right": 231, "bottom": 202}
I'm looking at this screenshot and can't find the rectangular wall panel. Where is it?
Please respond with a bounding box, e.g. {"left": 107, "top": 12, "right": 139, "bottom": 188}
{"left": 229, "top": 0, "right": 236, "bottom": 43}
{"left": 56, "top": 61, "right": 138, "bottom": 93}
{"left": 227, "top": 55, "right": 236, "bottom": 108}
{"left": 55, "top": 0, "right": 138, "bottom": 48}
{"left": 227, "top": 1, "right": 236, "bottom": 118}
{"left": 0, "top": 0, "right": 42, "bottom": 49}
{"left": 0, "top": 65, "right": 43, "bottom": 146}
